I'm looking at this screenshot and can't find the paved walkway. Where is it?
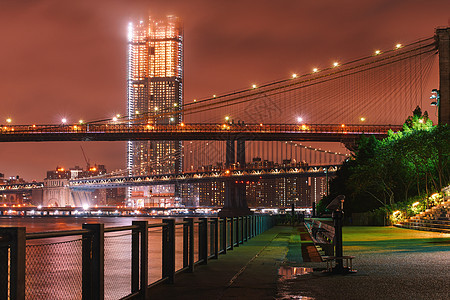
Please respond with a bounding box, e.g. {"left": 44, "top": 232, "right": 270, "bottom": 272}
{"left": 148, "top": 225, "right": 450, "bottom": 300}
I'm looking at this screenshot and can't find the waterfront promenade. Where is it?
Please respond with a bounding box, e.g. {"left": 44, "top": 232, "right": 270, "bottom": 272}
{"left": 149, "top": 225, "right": 450, "bottom": 300}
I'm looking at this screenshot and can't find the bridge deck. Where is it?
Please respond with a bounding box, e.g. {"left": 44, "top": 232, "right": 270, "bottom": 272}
{"left": 0, "top": 123, "right": 402, "bottom": 142}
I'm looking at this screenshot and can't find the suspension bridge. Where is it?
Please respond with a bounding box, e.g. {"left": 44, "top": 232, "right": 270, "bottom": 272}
{"left": 1, "top": 28, "right": 449, "bottom": 213}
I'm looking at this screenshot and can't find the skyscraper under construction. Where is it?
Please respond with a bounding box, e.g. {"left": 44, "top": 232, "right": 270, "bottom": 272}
{"left": 127, "top": 16, "right": 183, "bottom": 176}
{"left": 126, "top": 16, "right": 183, "bottom": 205}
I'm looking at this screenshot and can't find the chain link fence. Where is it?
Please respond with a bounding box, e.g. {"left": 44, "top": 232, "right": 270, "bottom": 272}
{"left": 26, "top": 239, "right": 82, "bottom": 299}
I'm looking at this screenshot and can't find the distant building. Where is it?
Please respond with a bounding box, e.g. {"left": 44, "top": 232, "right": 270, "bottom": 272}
{"left": 127, "top": 16, "right": 183, "bottom": 176}
{"left": 126, "top": 15, "right": 183, "bottom": 206}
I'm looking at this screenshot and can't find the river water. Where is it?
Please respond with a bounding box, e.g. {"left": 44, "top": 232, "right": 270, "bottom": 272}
{"left": 1, "top": 216, "right": 202, "bottom": 300}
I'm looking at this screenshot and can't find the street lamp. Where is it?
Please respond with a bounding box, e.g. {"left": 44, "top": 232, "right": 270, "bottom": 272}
{"left": 61, "top": 118, "right": 67, "bottom": 124}
{"left": 6, "top": 118, "right": 11, "bottom": 123}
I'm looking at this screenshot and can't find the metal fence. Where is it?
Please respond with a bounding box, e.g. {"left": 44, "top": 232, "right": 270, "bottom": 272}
{"left": 0, "top": 215, "right": 275, "bottom": 299}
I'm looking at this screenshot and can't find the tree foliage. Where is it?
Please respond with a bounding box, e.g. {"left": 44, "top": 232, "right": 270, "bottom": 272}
{"left": 318, "top": 107, "right": 450, "bottom": 215}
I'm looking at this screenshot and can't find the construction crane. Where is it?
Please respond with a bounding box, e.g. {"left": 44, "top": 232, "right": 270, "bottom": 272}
{"left": 80, "top": 145, "right": 91, "bottom": 170}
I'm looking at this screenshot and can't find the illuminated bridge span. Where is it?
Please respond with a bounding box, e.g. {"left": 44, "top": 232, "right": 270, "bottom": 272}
{"left": 70, "top": 165, "right": 338, "bottom": 189}
{"left": 0, "top": 123, "right": 401, "bottom": 143}
{"left": 0, "top": 165, "right": 338, "bottom": 192}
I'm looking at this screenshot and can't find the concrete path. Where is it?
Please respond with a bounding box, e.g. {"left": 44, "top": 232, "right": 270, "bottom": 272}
{"left": 148, "top": 225, "right": 450, "bottom": 300}
{"left": 148, "top": 226, "right": 307, "bottom": 300}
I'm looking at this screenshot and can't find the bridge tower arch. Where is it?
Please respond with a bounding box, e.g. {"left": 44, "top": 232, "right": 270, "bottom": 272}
{"left": 436, "top": 27, "right": 450, "bottom": 124}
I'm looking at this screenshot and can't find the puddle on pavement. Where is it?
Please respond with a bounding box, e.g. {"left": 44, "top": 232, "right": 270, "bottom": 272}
{"left": 278, "top": 266, "right": 314, "bottom": 280}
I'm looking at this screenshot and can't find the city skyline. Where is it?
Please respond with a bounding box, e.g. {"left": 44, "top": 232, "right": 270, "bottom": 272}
{"left": 1, "top": 0, "right": 449, "bottom": 180}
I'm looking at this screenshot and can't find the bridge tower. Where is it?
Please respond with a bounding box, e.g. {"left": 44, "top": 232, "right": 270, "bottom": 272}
{"left": 436, "top": 27, "right": 450, "bottom": 124}
{"left": 219, "top": 140, "right": 252, "bottom": 217}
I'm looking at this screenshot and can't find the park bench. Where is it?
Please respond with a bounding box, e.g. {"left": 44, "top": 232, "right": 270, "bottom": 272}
{"left": 322, "top": 255, "right": 355, "bottom": 272}
{"left": 305, "top": 219, "right": 335, "bottom": 256}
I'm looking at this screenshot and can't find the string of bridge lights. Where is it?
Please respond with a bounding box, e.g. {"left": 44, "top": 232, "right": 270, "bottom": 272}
{"left": 3, "top": 38, "right": 434, "bottom": 126}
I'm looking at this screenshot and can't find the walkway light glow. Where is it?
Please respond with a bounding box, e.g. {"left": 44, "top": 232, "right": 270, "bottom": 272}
{"left": 412, "top": 202, "right": 420, "bottom": 207}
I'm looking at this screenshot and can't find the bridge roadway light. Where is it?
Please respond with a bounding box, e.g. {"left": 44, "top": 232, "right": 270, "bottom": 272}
{"left": 360, "top": 117, "right": 366, "bottom": 122}
{"left": 112, "top": 117, "right": 118, "bottom": 122}
{"left": 61, "top": 118, "right": 67, "bottom": 124}
{"left": 312, "top": 68, "right": 318, "bottom": 73}
{"left": 297, "top": 116, "right": 303, "bottom": 123}
{"left": 6, "top": 118, "right": 11, "bottom": 123}
{"left": 333, "top": 62, "right": 339, "bottom": 67}
{"left": 79, "top": 120, "right": 84, "bottom": 124}
{"left": 252, "top": 84, "right": 257, "bottom": 89}
{"left": 395, "top": 43, "right": 402, "bottom": 49}
{"left": 292, "top": 73, "right": 297, "bottom": 78}
{"left": 374, "top": 50, "right": 381, "bottom": 55}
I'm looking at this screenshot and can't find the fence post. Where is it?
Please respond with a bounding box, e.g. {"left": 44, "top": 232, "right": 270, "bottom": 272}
{"left": 230, "top": 218, "right": 234, "bottom": 250}
{"left": 184, "top": 218, "right": 194, "bottom": 272}
{"left": 82, "top": 223, "right": 104, "bottom": 300}
{"left": 132, "top": 221, "right": 148, "bottom": 298}
{"left": 213, "top": 218, "right": 219, "bottom": 259}
{"left": 221, "top": 217, "right": 227, "bottom": 254}
{"left": 182, "top": 218, "right": 188, "bottom": 269}
{"left": 235, "top": 217, "right": 240, "bottom": 247}
{"left": 199, "top": 218, "right": 208, "bottom": 264}
{"left": 0, "top": 227, "right": 26, "bottom": 300}
{"left": 162, "top": 219, "right": 175, "bottom": 284}
{"left": 240, "top": 216, "right": 244, "bottom": 244}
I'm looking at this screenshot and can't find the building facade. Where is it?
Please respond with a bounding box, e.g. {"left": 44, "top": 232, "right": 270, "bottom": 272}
{"left": 127, "top": 16, "right": 183, "bottom": 177}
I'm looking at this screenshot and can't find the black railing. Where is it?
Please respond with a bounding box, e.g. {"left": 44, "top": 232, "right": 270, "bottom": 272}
{"left": 0, "top": 215, "right": 275, "bottom": 300}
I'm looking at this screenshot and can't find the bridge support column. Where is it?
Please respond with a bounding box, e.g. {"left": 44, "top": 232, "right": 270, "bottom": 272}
{"left": 436, "top": 27, "right": 450, "bottom": 125}
{"left": 220, "top": 140, "right": 252, "bottom": 217}
{"left": 225, "top": 140, "right": 235, "bottom": 167}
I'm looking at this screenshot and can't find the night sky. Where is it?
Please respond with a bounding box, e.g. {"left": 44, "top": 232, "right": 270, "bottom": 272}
{"left": 0, "top": 0, "right": 449, "bottom": 181}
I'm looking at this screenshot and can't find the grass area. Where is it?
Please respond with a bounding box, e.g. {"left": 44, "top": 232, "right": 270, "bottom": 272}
{"left": 342, "top": 226, "right": 450, "bottom": 254}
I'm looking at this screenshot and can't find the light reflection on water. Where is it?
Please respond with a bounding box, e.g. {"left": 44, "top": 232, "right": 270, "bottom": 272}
{"left": 278, "top": 266, "right": 314, "bottom": 280}
{"left": 1, "top": 216, "right": 195, "bottom": 300}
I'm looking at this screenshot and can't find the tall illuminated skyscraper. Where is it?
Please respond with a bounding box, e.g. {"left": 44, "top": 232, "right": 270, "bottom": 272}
{"left": 127, "top": 16, "right": 183, "bottom": 176}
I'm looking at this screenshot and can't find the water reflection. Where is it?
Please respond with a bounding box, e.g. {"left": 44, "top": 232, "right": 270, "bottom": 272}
{"left": 278, "top": 266, "right": 314, "bottom": 280}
